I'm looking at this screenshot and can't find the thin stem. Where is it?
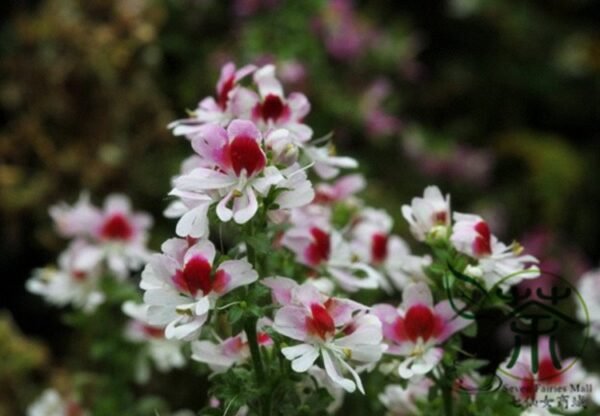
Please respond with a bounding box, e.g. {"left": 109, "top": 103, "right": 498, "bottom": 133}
{"left": 244, "top": 317, "right": 265, "bottom": 380}
{"left": 441, "top": 363, "right": 454, "bottom": 416}
{"left": 244, "top": 316, "right": 268, "bottom": 416}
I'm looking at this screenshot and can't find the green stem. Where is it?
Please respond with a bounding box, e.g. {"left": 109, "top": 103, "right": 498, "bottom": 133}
{"left": 244, "top": 317, "right": 265, "bottom": 381}
{"left": 441, "top": 364, "right": 454, "bottom": 416}
{"left": 245, "top": 314, "right": 269, "bottom": 416}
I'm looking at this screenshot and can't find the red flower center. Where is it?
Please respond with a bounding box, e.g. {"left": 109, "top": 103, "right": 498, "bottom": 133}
{"left": 217, "top": 75, "right": 235, "bottom": 109}
{"left": 434, "top": 211, "right": 447, "bottom": 225}
{"left": 306, "top": 303, "right": 335, "bottom": 340}
{"left": 228, "top": 135, "right": 266, "bottom": 177}
{"left": 257, "top": 331, "right": 272, "bottom": 345}
{"left": 141, "top": 324, "right": 164, "bottom": 338}
{"left": 173, "top": 255, "right": 212, "bottom": 297}
{"left": 538, "top": 358, "right": 562, "bottom": 383}
{"left": 100, "top": 213, "right": 133, "bottom": 241}
{"left": 172, "top": 256, "right": 230, "bottom": 297}
{"left": 305, "top": 227, "right": 331, "bottom": 266}
{"left": 521, "top": 375, "right": 537, "bottom": 401}
{"left": 371, "top": 233, "right": 389, "bottom": 263}
{"left": 259, "top": 94, "right": 288, "bottom": 122}
{"left": 404, "top": 304, "right": 436, "bottom": 342}
{"left": 71, "top": 270, "right": 87, "bottom": 281}
{"left": 472, "top": 221, "right": 492, "bottom": 256}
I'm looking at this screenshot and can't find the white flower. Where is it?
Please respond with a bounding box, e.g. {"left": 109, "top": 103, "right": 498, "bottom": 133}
{"left": 372, "top": 282, "right": 471, "bottom": 379}
{"left": 351, "top": 208, "right": 432, "bottom": 293}
{"left": 282, "top": 223, "right": 380, "bottom": 292}
{"left": 451, "top": 213, "right": 539, "bottom": 290}
{"left": 27, "top": 241, "right": 104, "bottom": 312}
{"left": 168, "top": 62, "right": 256, "bottom": 135}
{"left": 27, "top": 389, "right": 87, "bottom": 416}
{"left": 122, "top": 301, "right": 186, "bottom": 379}
{"left": 140, "top": 238, "right": 257, "bottom": 340}
{"left": 401, "top": 185, "right": 450, "bottom": 241}
{"left": 239, "top": 64, "right": 313, "bottom": 143}
{"left": 269, "top": 279, "right": 385, "bottom": 393}
{"left": 49, "top": 193, "right": 152, "bottom": 278}
{"left": 171, "top": 120, "right": 314, "bottom": 226}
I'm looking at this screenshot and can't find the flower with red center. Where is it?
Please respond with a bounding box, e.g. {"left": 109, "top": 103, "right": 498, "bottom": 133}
{"left": 350, "top": 207, "right": 432, "bottom": 293}
{"left": 48, "top": 193, "right": 152, "bottom": 279}
{"left": 372, "top": 282, "right": 471, "bottom": 379}
{"left": 238, "top": 64, "right": 313, "bottom": 144}
{"left": 140, "top": 238, "right": 257, "bottom": 340}
{"left": 401, "top": 185, "right": 450, "bottom": 241}
{"left": 270, "top": 279, "right": 384, "bottom": 393}
{"left": 282, "top": 219, "right": 380, "bottom": 292}
{"left": 451, "top": 213, "right": 539, "bottom": 291}
{"left": 169, "top": 62, "right": 256, "bottom": 137}
{"left": 171, "top": 120, "right": 313, "bottom": 226}
{"left": 499, "top": 337, "right": 588, "bottom": 412}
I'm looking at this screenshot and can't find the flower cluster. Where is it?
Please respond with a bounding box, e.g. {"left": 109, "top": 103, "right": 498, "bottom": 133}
{"left": 26, "top": 62, "right": 598, "bottom": 416}
{"left": 27, "top": 194, "right": 152, "bottom": 312}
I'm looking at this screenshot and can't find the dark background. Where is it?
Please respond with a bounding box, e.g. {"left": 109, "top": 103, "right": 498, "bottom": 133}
{"left": 1, "top": 0, "right": 599, "bottom": 413}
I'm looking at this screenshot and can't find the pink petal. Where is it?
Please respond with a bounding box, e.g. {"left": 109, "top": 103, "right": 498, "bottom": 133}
{"left": 262, "top": 277, "right": 298, "bottom": 305}
{"left": 227, "top": 119, "right": 261, "bottom": 143}
{"left": 273, "top": 306, "right": 309, "bottom": 341}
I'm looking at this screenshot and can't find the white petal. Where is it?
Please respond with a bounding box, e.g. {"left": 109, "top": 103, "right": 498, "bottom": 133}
{"left": 322, "top": 349, "right": 356, "bottom": 393}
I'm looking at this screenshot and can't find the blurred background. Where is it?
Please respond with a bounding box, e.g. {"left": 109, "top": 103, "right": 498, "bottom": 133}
{"left": 1, "top": 0, "right": 599, "bottom": 414}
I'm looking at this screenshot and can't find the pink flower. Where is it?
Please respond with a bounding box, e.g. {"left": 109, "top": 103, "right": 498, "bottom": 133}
{"left": 171, "top": 120, "right": 314, "bottom": 226}
{"left": 140, "top": 238, "right": 257, "bottom": 340}
{"left": 50, "top": 193, "right": 152, "bottom": 278}
{"left": 451, "top": 213, "right": 539, "bottom": 290}
{"left": 168, "top": 62, "right": 256, "bottom": 137}
{"left": 401, "top": 186, "right": 451, "bottom": 242}
{"left": 372, "top": 282, "right": 471, "bottom": 378}
{"left": 237, "top": 64, "right": 313, "bottom": 144}
{"left": 351, "top": 208, "right": 432, "bottom": 293}
{"left": 498, "top": 337, "right": 588, "bottom": 412}
{"left": 269, "top": 279, "right": 384, "bottom": 393}
{"left": 191, "top": 319, "right": 272, "bottom": 373}
{"left": 281, "top": 221, "right": 380, "bottom": 292}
